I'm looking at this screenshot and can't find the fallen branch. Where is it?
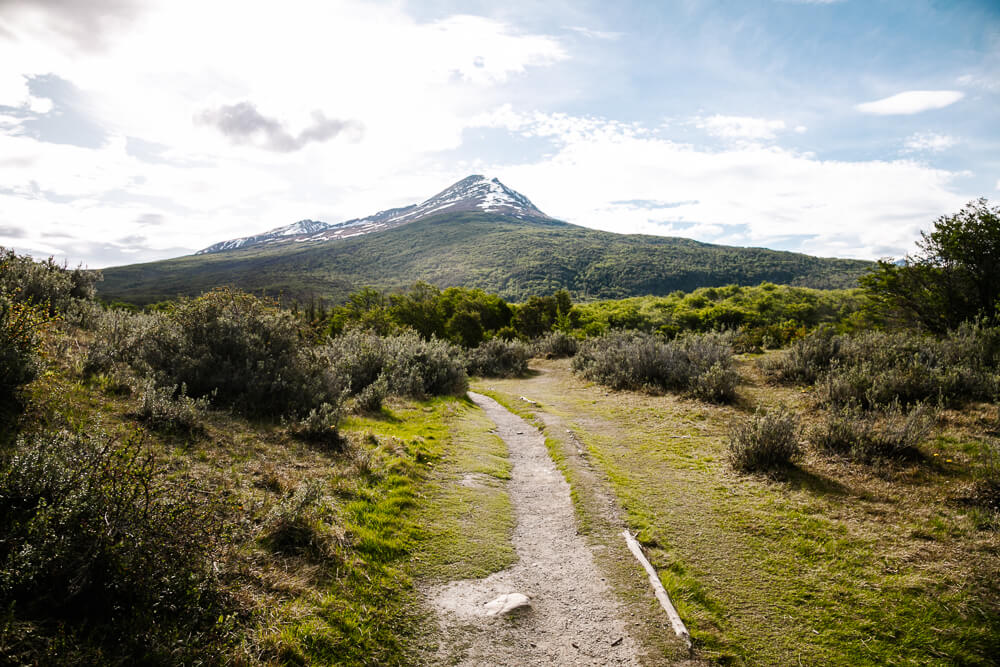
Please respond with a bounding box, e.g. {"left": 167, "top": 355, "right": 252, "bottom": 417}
{"left": 621, "top": 530, "right": 692, "bottom": 649}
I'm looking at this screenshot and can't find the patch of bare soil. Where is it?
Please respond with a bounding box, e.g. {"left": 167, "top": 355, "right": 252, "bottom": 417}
{"left": 426, "top": 391, "right": 641, "bottom": 666}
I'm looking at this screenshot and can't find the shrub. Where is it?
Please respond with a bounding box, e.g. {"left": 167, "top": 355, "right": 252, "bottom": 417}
{"left": 572, "top": 331, "right": 737, "bottom": 402}
{"left": 690, "top": 361, "right": 739, "bottom": 403}
{"left": 0, "top": 247, "right": 101, "bottom": 315}
{"left": 765, "top": 323, "right": 1000, "bottom": 409}
{"left": 263, "top": 479, "right": 342, "bottom": 558}
{"left": 533, "top": 331, "right": 578, "bottom": 359}
{"left": 324, "top": 330, "right": 467, "bottom": 399}
{"left": 466, "top": 338, "right": 530, "bottom": 378}
{"left": 0, "top": 296, "right": 46, "bottom": 410}
{"left": 809, "top": 402, "right": 934, "bottom": 462}
{"left": 353, "top": 373, "right": 389, "bottom": 413}
{"left": 288, "top": 393, "right": 350, "bottom": 447}
{"left": 0, "top": 428, "right": 230, "bottom": 661}
{"left": 760, "top": 326, "right": 839, "bottom": 383}
{"left": 133, "top": 379, "right": 210, "bottom": 435}
{"left": 83, "top": 308, "right": 162, "bottom": 377}
{"left": 728, "top": 406, "right": 801, "bottom": 472}
{"left": 382, "top": 332, "right": 468, "bottom": 397}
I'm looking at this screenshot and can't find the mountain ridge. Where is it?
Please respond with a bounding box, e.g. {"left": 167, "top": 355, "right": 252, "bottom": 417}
{"left": 196, "top": 175, "right": 551, "bottom": 255}
{"left": 100, "top": 208, "right": 873, "bottom": 306}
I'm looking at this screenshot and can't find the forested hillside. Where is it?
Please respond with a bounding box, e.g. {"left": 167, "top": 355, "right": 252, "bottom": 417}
{"left": 99, "top": 213, "right": 873, "bottom": 305}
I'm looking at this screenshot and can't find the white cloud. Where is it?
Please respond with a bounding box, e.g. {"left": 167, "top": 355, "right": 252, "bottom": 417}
{"left": 0, "top": 0, "right": 569, "bottom": 266}
{"left": 694, "top": 115, "right": 787, "bottom": 141}
{"left": 475, "top": 109, "right": 970, "bottom": 260}
{"left": 957, "top": 74, "right": 1000, "bottom": 92}
{"left": 903, "top": 132, "right": 957, "bottom": 153}
{"left": 856, "top": 90, "right": 964, "bottom": 115}
{"left": 564, "top": 26, "right": 623, "bottom": 40}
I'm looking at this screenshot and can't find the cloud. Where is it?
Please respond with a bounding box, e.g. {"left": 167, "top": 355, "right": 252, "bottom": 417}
{"left": 474, "top": 109, "right": 970, "bottom": 260}
{"left": 958, "top": 74, "right": 1000, "bottom": 92}
{"left": 610, "top": 199, "right": 700, "bottom": 209}
{"left": 136, "top": 213, "right": 164, "bottom": 225}
{"left": 856, "top": 90, "right": 964, "bottom": 115}
{"left": 903, "top": 132, "right": 957, "bottom": 153}
{"left": 196, "top": 102, "right": 361, "bottom": 153}
{"left": 694, "top": 115, "right": 788, "bottom": 140}
{"left": 0, "top": 0, "right": 146, "bottom": 52}
{"left": 0, "top": 224, "right": 26, "bottom": 238}
{"left": 564, "top": 26, "right": 623, "bottom": 40}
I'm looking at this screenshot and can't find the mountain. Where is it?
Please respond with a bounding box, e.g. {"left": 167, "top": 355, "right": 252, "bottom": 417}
{"left": 196, "top": 175, "right": 551, "bottom": 255}
{"left": 99, "top": 176, "right": 874, "bottom": 305}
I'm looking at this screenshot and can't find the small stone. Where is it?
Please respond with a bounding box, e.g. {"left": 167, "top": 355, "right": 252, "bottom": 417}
{"left": 484, "top": 593, "right": 531, "bottom": 616}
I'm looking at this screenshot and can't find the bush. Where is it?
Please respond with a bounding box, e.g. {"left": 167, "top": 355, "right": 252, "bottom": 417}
{"left": 0, "top": 296, "right": 46, "bottom": 410}
{"left": 88, "top": 290, "right": 347, "bottom": 418}
{"left": 289, "top": 397, "right": 349, "bottom": 447}
{"left": 571, "top": 331, "right": 737, "bottom": 402}
{"left": 466, "top": 338, "right": 530, "bottom": 378}
{"left": 533, "top": 331, "right": 578, "bottom": 359}
{"left": 690, "top": 361, "right": 739, "bottom": 403}
{"left": 0, "top": 247, "right": 101, "bottom": 315}
{"left": 0, "top": 428, "right": 230, "bottom": 661}
{"left": 382, "top": 332, "right": 468, "bottom": 397}
{"left": 728, "top": 406, "right": 801, "bottom": 472}
{"left": 263, "top": 479, "right": 342, "bottom": 558}
{"left": 760, "top": 326, "right": 840, "bottom": 383}
{"left": 323, "top": 330, "right": 468, "bottom": 399}
{"left": 134, "top": 379, "right": 210, "bottom": 435}
{"left": 353, "top": 373, "right": 388, "bottom": 413}
{"left": 809, "top": 402, "right": 934, "bottom": 462}
{"left": 765, "top": 323, "right": 1000, "bottom": 409}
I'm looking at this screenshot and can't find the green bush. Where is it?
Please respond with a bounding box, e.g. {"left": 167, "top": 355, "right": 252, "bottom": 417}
{"left": 728, "top": 406, "right": 801, "bottom": 472}
{"left": 381, "top": 332, "right": 468, "bottom": 397}
{"left": 571, "top": 331, "right": 737, "bottom": 402}
{"left": 809, "top": 402, "right": 934, "bottom": 462}
{"left": 0, "top": 247, "right": 101, "bottom": 314}
{"left": 466, "top": 338, "right": 530, "bottom": 378}
{"left": 765, "top": 323, "right": 1000, "bottom": 409}
{"left": 0, "top": 428, "right": 231, "bottom": 661}
{"left": 353, "top": 373, "right": 389, "bottom": 413}
{"left": 0, "top": 296, "right": 45, "bottom": 410}
{"left": 133, "top": 379, "right": 210, "bottom": 436}
{"left": 324, "top": 330, "right": 467, "bottom": 399}
{"left": 289, "top": 398, "right": 349, "bottom": 447}
{"left": 88, "top": 290, "right": 347, "bottom": 417}
{"left": 533, "top": 331, "right": 578, "bottom": 358}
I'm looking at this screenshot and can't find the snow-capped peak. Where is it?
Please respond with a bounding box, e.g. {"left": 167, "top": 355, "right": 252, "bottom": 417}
{"left": 196, "top": 176, "right": 551, "bottom": 255}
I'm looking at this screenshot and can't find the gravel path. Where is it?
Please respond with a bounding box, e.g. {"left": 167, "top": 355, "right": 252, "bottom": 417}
{"left": 427, "top": 391, "right": 641, "bottom": 666}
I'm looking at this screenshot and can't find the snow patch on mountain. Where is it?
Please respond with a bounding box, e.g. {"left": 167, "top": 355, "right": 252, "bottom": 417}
{"left": 196, "top": 175, "right": 551, "bottom": 255}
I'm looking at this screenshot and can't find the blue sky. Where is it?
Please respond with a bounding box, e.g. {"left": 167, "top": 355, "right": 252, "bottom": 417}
{"left": 0, "top": 0, "right": 997, "bottom": 267}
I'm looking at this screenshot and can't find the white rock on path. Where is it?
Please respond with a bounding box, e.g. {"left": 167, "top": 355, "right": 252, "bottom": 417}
{"left": 484, "top": 593, "right": 532, "bottom": 616}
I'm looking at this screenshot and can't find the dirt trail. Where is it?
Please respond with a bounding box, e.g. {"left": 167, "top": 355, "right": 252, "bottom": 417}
{"left": 427, "top": 391, "right": 641, "bottom": 666}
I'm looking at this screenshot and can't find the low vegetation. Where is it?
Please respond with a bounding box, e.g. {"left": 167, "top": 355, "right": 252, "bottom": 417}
{"left": 727, "top": 406, "right": 801, "bottom": 472}
{"left": 571, "top": 330, "right": 738, "bottom": 402}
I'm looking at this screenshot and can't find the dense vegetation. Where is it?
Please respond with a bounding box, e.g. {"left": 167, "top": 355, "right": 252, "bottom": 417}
{"left": 862, "top": 198, "right": 1000, "bottom": 332}
{"left": 98, "top": 211, "right": 873, "bottom": 305}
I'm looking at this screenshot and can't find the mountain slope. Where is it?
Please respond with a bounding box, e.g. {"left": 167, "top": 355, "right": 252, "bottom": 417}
{"left": 100, "top": 211, "right": 873, "bottom": 305}
{"left": 196, "top": 175, "right": 552, "bottom": 255}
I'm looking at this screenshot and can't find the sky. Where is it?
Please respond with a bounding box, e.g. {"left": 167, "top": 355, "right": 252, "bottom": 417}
{"left": 0, "top": 0, "right": 997, "bottom": 268}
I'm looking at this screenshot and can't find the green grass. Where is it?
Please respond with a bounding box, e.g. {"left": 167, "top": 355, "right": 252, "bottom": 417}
{"left": 478, "top": 358, "right": 1000, "bottom": 666}
{"left": 411, "top": 397, "right": 516, "bottom": 581}
{"left": 98, "top": 212, "right": 873, "bottom": 306}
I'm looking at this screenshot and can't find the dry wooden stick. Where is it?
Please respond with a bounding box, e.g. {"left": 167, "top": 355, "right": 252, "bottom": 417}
{"left": 621, "top": 529, "right": 692, "bottom": 649}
